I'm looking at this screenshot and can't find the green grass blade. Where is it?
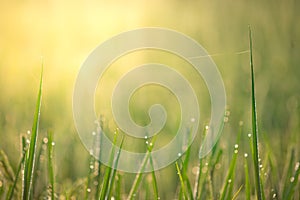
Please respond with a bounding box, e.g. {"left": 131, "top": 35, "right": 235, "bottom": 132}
{"left": 149, "top": 158, "right": 159, "bottom": 200}
{"left": 127, "top": 136, "right": 156, "bottom": 200}
{"left": 193, "top": 159, "right": 202, "bottom": 200}
{"left": 107, "top": 136, "right": 124, "bottom": 199}
{"left": 0, "top": 150, "right": 15, "bottom": 183}
{"left": 6, "top": 137, "right": 27, "bottom": 200}
{"left": 282, "top": 149, "right": 300, "bottom": 199}
{"left": 85, "top": 153, "right": 94, "bottom": 200}
{"left": 176, "top": 162, "right": 188, "bottom": 200}
{"left": 219, "top": 145, "right": 239, "bottom": 200}
{"left": 99, "top": 129, "right": 119, "bottom": 200}
{"left": 23, "top": 66, "right": 43, "bottom": 200}
{"left": 232, "top": 185, "right": 243, "bottom": 200}
{"left": 47, "top": 131, "right": 55, "bottom": 200}
{"left": 248, "top": 25, "right": 263, "bottom": 200}
{"left": 244, "top": 155, "right": 251, "bottom": 200}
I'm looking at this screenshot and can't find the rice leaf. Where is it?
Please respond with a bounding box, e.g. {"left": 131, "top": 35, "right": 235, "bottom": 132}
{"left": 23, "top": 66, "right": 43, "bottom": 200}
{"left": 248, "top": 25, "right": 264, "bottom": 200}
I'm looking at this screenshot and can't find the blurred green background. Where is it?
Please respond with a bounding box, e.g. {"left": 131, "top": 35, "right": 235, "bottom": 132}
{"left": 0, "top": 0, "right": 299, "bottom": 198}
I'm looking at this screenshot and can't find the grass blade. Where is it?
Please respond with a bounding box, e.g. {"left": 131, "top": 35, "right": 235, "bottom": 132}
{"left": 244, "top": 154, "right": 251, "bottom": 200}
{"left": 23, "top": 66, "right": 43, "bottom": 200}
{"left": 127, "top": 136, "right": 156, "bottom": 200}
{"left": 176, "top": 162, "right": 188, "bottom": 200}
{"left": 107, "top": 136, "right": 124, "bottom": 199}
{"left": 248, "top": 25, "right": 263, "bottom": 200}
{"left": 6, "top": 136, "right": 27, "bottom": 200}
{"left": 219, "top": 145, "right": 239, "bottom": 200}
{"left": 232, "top": 185, "right": 243, "bottom": 200}
{"left": 0, "top": 150, "right": 15, "bottom": 183}
{"left": 47, "top": 131, "right": 55, "bottom": 200}
{"left": 99, "top": 129, "right": 119, "bottom": 200}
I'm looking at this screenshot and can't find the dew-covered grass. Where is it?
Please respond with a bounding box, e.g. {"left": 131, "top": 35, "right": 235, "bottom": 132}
{"left": 0, "top": 1, "right": 300, "bottom": 199}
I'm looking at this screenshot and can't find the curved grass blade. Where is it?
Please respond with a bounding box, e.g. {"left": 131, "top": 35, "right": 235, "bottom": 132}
{"left": 23, "top": 66, "right": 43, "bottom": 200}
{"left": 248, "top": 25, "right": 263, "bottom": 200}
{"left": 47, "top": 131, "right": 55, "bottom": 200}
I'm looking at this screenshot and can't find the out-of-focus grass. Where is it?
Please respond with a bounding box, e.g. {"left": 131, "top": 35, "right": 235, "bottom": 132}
{"left": 0, "top": 0, "right": 299, "bottom": 199}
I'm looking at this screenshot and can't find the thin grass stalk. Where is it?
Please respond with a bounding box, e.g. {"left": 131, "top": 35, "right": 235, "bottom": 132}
{"left": 148, "top": 147, "right": 159, "bottom": 199}
{"left": 176, "top": 162, "right": 188, "bottom": 200}
{"left": 99, "top": 129, "right": 119, "bottom": 200}
{"left": 85, "top": 154, "right": 94, "bottom": 200}
{"left": 107, "top": 137, "right": 124, "bottom": 199}
{"left": 6, "top": 137, "right": 27, "bottom": 200}
{"left": 232, "top": 185, "right": 243, "bottom": 200}
{"left": 219, "top": 146, "right": 238, "bottom": 200}
{"left": 248, "top": 25, "right": 263, "bottom": 200}
{"left": 23, "top": 66, "right": 43, "bottom": 200}
{"left": 127, "top": 136, "right": 156, "bottom": 200}
{"left": 47, "top": 131, "right": 55, "bottom": 200}
{"left": 244, "top": 155, "right": 251, "bottom": 200}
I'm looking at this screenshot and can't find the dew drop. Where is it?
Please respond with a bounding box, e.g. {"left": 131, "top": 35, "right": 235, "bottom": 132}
{"left": 145, "top": 141, "right": 149, "bottom": 145}
{"left": 111, "top": 197, "right": 115, "bottom": 200}
{"left": 205, "top": 125, "right": 209, "bottom": 130}
{"left": 87, "top": 188, "right": 91, "bottom": 193}
{"left": 192, "top": 166, "right": 199, "bottom": 175}
{"left": 248, "top": 133, "right": 252, "bottom": 138}
{"left": 27, "top": 130, "right": 31, "bottom": 134}
{"left": 190, "top": 118, "right": 195, "bottom": 122}
{"left": 92, "top": 131, "right": 96, "bottom": 136}
{"left": 295, "top": 162, "right": 300, "bottom": 171}
{"left": 90, "top": 165, "right": 94, "bottom": 170}
{"left": 228, "top": 179, "right": 232, "bottom": 183}
{"left": 223, "top": 117, "right": 229, "bottom": 123}
{"left": 157, "top": 197, "right": 161, "bottom": 200}
{"left": 244, "top": 153, "right": 248, "bottom": 158}
{"left": 178, "top": 153, "right": 182, "bottom": 157}
{"left": 26, "top": 139, "right": 30, "bottom": 144}
{"left": 144, "top": 136, "right": 148, "bottom": 139}
{"left": 225, "top": 110, "right": 230, "bottom": 116}
{"left": 205, "top": 162, "right": 208, "bottom": 166}
{"left": 43, "top": 137, "right": 48, "bottom": 144}
{"left": 259, "top": 164, "right": 263, "bottom": 168}
{"left": 51, "top": 142, "right": 55, "bottom": 146}
{"left": 149, "top": 142, "right": 153, "bottom": 146}
{"left": 215, "top": 163, "right": 221, "bottom": 170}
{"left": 272, "top": 193, "right": 277, "bottom": 199}
{"left": 290, "top": 177, "right": 295, "bottom": 182}
{"left": 234, "top": 144, "right": 239, "bottom": 149}
{"left": 234, "top": 150, "right": 238, "bottom": 154}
